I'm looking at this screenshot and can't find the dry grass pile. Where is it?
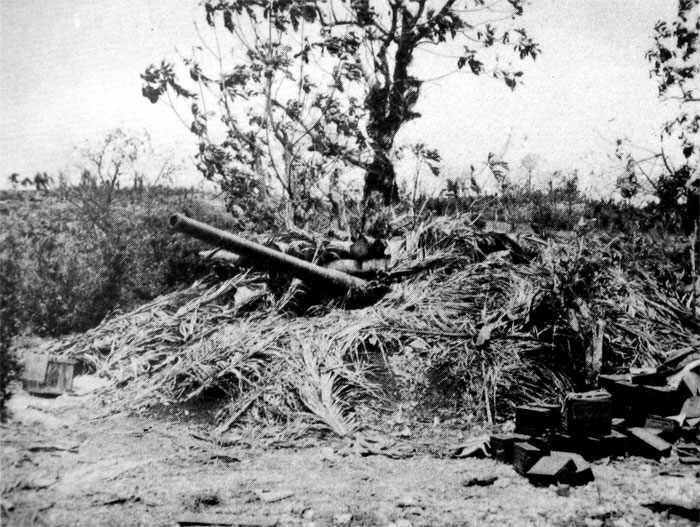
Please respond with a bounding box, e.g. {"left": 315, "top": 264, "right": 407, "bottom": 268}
{"left": 51, "top": 218, "right": 699, "bottom": 436}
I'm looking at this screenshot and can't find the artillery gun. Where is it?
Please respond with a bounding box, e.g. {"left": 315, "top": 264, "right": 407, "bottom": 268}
{"left": 169, "top": 213, "right": 372, "bottom": 296}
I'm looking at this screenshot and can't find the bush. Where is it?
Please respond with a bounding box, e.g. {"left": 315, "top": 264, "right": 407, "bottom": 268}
{"left": 528, "top": 192, "right": 578, "bottom": 234}
{"left": 0, "top": 189, "right": 236, "bottom": 339}
{"left": 0, "top": 235, "right": 22, "bottom": 420}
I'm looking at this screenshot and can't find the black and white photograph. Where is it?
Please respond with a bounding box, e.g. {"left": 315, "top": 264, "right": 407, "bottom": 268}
{"left": 1, "top": 0, "right": 699, "bottom": 525}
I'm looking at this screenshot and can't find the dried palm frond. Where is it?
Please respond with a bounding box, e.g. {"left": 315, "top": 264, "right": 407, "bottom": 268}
{"left": 48, "top": 217, "right": 700, "bottom": 435}
{"left": 291, "top": 340, "right": 358, "bottom": 436}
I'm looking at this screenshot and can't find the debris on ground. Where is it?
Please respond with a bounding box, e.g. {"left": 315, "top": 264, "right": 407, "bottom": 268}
{"left": 462, "top": 476, "right": 498, "bottom": 487}
{"left": 94, "top": 494, "right": 141, "bottom": 506}
{"left": 253, "top": 490, "right": 295, "bottom": 504}
{"left": 332, "top": 511, "right": 354, "bottom": 525}
{"left": 352, "top": 435, "right": 416, "bottom": 459}
{"left": 207, "top": 451, "right": 241, "bottom": 464}
{"left": 185, "top": 490, "right": 222, "bottom": 511}
{"left": 556, "top": 483, "right": 571, "bottom": 497}
{"left": 26, "top": 442, "right": 79, "bottom": 453}
{"left": 642, "top": 499, "right": 700, "bottom": 522}
{"left": 177, "top": 513, "right": 279, "bottom": 526}
{"left": 451, "top": 436, "right": 490, "bottom": 459}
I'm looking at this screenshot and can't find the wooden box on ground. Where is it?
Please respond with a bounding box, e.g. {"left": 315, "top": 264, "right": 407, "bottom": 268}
{"left": 645, "top": 415, "right": 679, "bottom": 441}
{"left": 21, "top": 353, "right": 76, "bottom": 396}
{"left": 562, "top": 390, "right": 612, "bottom": 437}
{"left": 490, "top": 433, "right": 530, "bottom": 464}
{"left": 526, "top": 456, "right": 576, "bottom": 487}
{"left": 638, "top": 385, "right": 686, "bottom": 417}
{"left": 597, "top": 430, "right": 629, "bottom": 458}
{"left": 550, "top": 451, "right": 595, "bottom": 485}
{"left": 627, "top": 427, "right": 673, "bottom": 460}
{"left": 550, "top": 430, "right": 625, "bottom": 461}
{"left": 513, "top": 442, "right": 544, "bottom": 475}
{"left": 515, "top": 404, "right": 560, "bottom": 436}
{"left": 579, "top": 432, "right": 626, "bottom": 461}
{"left": 597, "top": 375, "right": 639, "bottom": 418}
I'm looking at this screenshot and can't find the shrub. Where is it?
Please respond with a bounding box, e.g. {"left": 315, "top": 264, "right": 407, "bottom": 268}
{"left": 0, "top": 189, "right": 236, "bottom": 339}
{"left": 0, "top": 235, "right": 22, "bottom": 420}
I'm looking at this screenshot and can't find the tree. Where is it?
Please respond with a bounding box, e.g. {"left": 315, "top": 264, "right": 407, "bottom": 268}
{"left": 33, "top": 172, "right": 51, "bottom": 192}
{"left": 142, "top": 7, "right": 366, "bottom": 227}
{"left": 647, "top": 0, "right": 700, "bottom": 163}
{"left": 647, "top": 0, "right": 699, "bottom": 315}
{"left": 561, "top": 169, "right": 579, "bottom": 218}
{"left": 69, "top": 129, "right": 147, "bottom": 234}
{"left": 616, "top": 159, "right": 640, "bottom": 205}
{"left": 61, "top": 129, "right": 184, "bottom": 326}
{"left": 8, "top": 173, "right": 20, "bottom": 190}
{"left": 646, "top": 0, "right": 699, "bottom": 229}
{"left": 335, "top": 0, "right": 539, "bottom": 204}
{"left": 397, "top": 142, "right": 440, "bottom": 212}
{"left": 520, "top": 153, "right": 540, "bottom": 192}
{"left": 142, "top": 0, "right": 539, "bottom": 216}
{"left": 68, "top": 129, "right": 178, "bottom": 234}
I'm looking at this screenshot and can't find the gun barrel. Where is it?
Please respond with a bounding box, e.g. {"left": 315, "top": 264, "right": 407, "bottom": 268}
{"left": 169, "top": 213, "right": 368, "bottom": 292}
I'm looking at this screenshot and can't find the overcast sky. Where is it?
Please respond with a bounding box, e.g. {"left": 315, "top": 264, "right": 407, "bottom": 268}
{"left": 0, "top": 0, "right": 678, "bottom": 193}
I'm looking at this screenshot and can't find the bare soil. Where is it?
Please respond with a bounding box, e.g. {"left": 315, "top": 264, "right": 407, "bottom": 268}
{"left": 1, "top": 385, "right": 698, "bottom": 527}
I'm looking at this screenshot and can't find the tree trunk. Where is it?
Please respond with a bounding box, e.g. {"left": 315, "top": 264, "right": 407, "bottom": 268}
{"left": 362, "top": 20, "right": 417, "bottom": 206}
{"left": 283, "top": 148, "right": 295, "bottom": 229}
{"left": 364, "top": 150, "right": 398, "bottom": 205}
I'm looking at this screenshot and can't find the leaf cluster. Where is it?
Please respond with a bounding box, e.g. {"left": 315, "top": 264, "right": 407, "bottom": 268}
{"left": 647, "top": 1, "right": 700, "bottom": 160}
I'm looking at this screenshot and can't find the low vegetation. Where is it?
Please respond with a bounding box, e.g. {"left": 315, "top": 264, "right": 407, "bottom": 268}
{"left": 0, "top": 188, "right": 238, "bottom": 339}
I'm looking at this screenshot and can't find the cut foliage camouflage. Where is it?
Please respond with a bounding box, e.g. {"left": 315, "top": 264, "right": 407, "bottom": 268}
{"left": 45, "top": 216, "right": 699, "bottom": 437}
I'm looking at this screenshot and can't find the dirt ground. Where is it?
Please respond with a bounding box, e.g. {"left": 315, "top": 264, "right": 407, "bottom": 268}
{"left": 1, "top": 381, "right": 699, "bottom": 527}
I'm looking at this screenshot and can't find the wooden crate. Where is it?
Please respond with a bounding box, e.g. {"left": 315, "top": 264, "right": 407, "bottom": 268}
{"left": 513, "top": 442, "right": 543, "bottom": 475}
{"left": 515, "top": 404, "right": 560, "bottom": 436}
{"left": 21, "top": 353, "right": 76, "bottom": 396}
{"left": 562, "top": 390, "right": 612, "bottom": 437}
